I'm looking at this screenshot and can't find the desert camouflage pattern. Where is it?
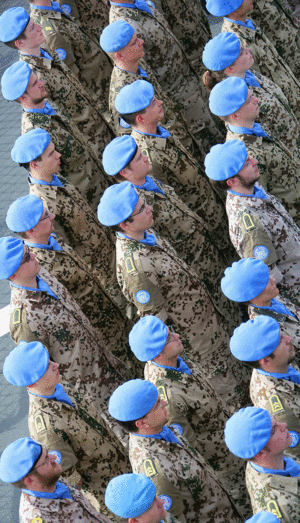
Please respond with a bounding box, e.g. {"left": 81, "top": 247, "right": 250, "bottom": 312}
{"left": 222, "top": 18, "right": 300, "bottom": 120}
{"left": 58, "top": 0, "right": 109, "bottom": 43}
{"left": 21, "top": 102, "right": 111, "bottom": 210}
{"left": 246, "top": 460, "right": 300, "bottom": 521}
{"left": 131, "top": 128, "right": 235, "bottom": 258}
{"left": 27, "top": 237, "right": 141, "bottom": 375}
{"left": 251, "top": 70, "right": 300, "bottom": 155}
{"left": 19, "top": 478, "right": 114, "bottom": 523}
{"left": 144, "top": 359, "right": 251, "bottom": 517}
{"left": 226, "top": 129, "right": 300, "bottom": 225}
{"left": 28, "top": 379, "right": 130, "bottom": 514}
{"left": 9, "top": 267, "right": 128, "bottom": 433}
{"left": 226, "top": 184, "right": 300, "bottom": 306}
{"left": 19, "top": 49, "right": 115, "bottom": 152}
{"left": 134, "top": 178, "right": 240, "bottom": 329}
{"left": 250, "top": 0, "right": 300, "bottom": 78}
{"left": 129, "top": 430, "right": 243, "bottom": 523}
{"left": 109, "top": 3, "right": 224, "bottom": 147}
{"left": 116, "top": 232, "right": 250, "bottom": 407}
{"left": 30, "top": 5, "right": 112, "bottom": 106}
{"left": 250, "top": 367, "right": 300, "bottom": 461}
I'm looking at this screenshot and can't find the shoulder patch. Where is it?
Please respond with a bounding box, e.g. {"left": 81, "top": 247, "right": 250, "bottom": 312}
{"left": 125, "top": 253, "right": 137, "bottom": 274}
{"left": 241, "top": 212, "right": 256, "bottom": 231}
{"left": 140, "top": 147, "right": 152, "bottom": 163}
{"left": 61, "top": 3, "right": 72, "bottom": 14}
{"left": 268, "top": 394, "right": 284, "bottom": 414}
{"left": 143, "top": 458, "right": 157, "bottom": 477}
{"left": 266, "top": 500, "right": 282, "bottom": 519}
{"left": 31, "top": 518, "right": 43, "bottom": 523}
{"left": 12, "top": 308, "right": 22, "bottom": 325}
{"left": 41, "top": 19, "right": 55, "bottom": 35}
{"left": 48, "top": 450, "right": 62, "bottom": 463}
{"left": 55, "top": 48, "right": 67, "bottom": 60}
{"left": 253, "top": 245, "right": 269, "bottom": 260}
{"left": 289, "top": 430, "right": 300, "bottom": 448}
{"left": 35, "top": 414, "right": 47, "bottom": 435}
{"left": 127, "top": 9, "right": 141, "bottom": 21}
{"left": 136, "top": 290, "right": 151, "bottom": 304}
{"left": 170, "top": 423, "right": 183, "bottom": 435}
{"left": 157, "top": 384, "right": 168, "bottom": 402}
{"left": 158, "top": 494, "right": 172, "bottom": 510}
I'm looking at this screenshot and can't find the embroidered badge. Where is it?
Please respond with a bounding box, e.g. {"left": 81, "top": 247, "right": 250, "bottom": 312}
{"left": 55, "top": 48, "right": 67, "bottom": 60}
{"left": 125, "top": 253, "right": 137, "bottom": 274}
{"left": 171, "top": 423, "right": 183, "bottom": 435}
{"left": 136, "top": 290, "right": 151, "bottom": 304}
{"left": 41, "top": 19, "right": 55, "bottom": 35}
{"left": 253, "top": 245, "right": 269, "bottom": 260}
{"left": 242, "top": 212, "right": 255, "bottom": 231}
{"left": 289, "top": 430, "right": 300, "bottom": 448}
{"left": 141, "top": 148, "right": 152, "bottom": 163}
{"left": 143, "top": 458, "right": 157, "bottom": 477}
{"left": 268, "top": 394, "right": 284, "bottom": 413}
{"left": 13, "top": 308, "right": 22, "bottom": 325}
{"left": 158, "top": 495, "right": 172, "bottom": 510}
{"left": 48, "top": 450, "right": 62, "bottom": 463}
{"left": 35, "top": 414, "right": 47, "bottom": 434}
{"left": 266, "top": 500, "right": 282, "bottom": 519}
{"left": 61, "top": 3, "right": 72, "bottom": 13}
{"left": 31, "top": 518, "right": 43, "bottom": 523}
{"left": 157, "top": 384, "right": 168, "bottom": 402}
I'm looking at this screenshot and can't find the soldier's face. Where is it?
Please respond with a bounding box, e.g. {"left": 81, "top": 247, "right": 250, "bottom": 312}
{"left": 127, "top": 148, "right": 152, "bottom": 180}
{"left": 161, "top": 327, "right": 183, "bottom": 359}
{"left": 143, "top": 97, "right": 164, "bottom": 126}
{"left": 142, "top": 396, "right": 169, "bottom": 430}
{"left": 136, "top": 496, "right": 166, "bottom": 523}
{"left": 231, "top": 47, "right": 254, "bottom": 74}
{"left": 23, "top": 18, "right": 45, "bottom": 47}
{"left": 34, "top": 208, "right": 56, "bottom": 237}
{"left": 36, "top": 360, "right": 61, "bottom": 389}
{"left": 272, "top": 333, "right": 295, "bottom": 367}
{"left": 234, "top": 0, "right": 253, "bottom": 16}
{"left": 25, "top": 72, "right": 48, "bottom": 104}
{"left": 120, "top": 30, "right": 145, "bottom": 61}
{"left": 39, "top": 142, "right": 61, "bottom": 176}
{"left": 14, "top": 245, "right": 40, "bottom": 279}
{"left": 265, "top": 418, "right": 292, "bottom": 454}
{"left": 130, "top": 197, "right": 154, "bottom": 230}
{"left": 30, "top": 446, "right": 62, "bottom": 485}
{"left": 237, "top": 155, "right": 260, "bottom": 187}
{"left": 236, "top": 92, "right": 259, "bottom": 122}
{"left": 257, "top": 277, "right": 279, "bottom": 302}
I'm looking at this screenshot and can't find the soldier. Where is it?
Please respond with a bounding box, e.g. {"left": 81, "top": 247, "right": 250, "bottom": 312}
{"left": 202, "top": 32, "right": 300, "bottom": 154}
{"left": 0, "top": 437, "right": 116, "bottom": 523}
{"left": 205, "top": 139, "right": 300, "bottom": 307}
{"left": 108, "top": 379, "right": 244, "bottom": 523}
{"left": 209, "top": 76, "right": 300, "bottom": 223}
{"left": 3, "top": 341, "right": 130, "bottom": 514}
{"left": 5, "top": 194, "right": 139, "bottom": 372}
{"left": 57, "top": 0, "right": 109, "bottom": 43}
{"left": 225, "top": 406, "right": 300, "bottom": 521}
{"left": 230, "top": 316, "right": 300, "bottom": 462}
{"left": 102, "top": 135, "right": 240, "bottom": 326}
{"left": 0, "top": 7, "right": 115, "bottom": 154}
{"left": 1, "top": 60, "right": 110, "bottom": 210}
{"left": 221, "top": 258, "right": 300, "bottom": 359}
{"left": 115, "top": 79, "right": 234, "bottom": 257}
{"left": 28, "top": 0, "right": 112, "bottom": 111}
{"left": 105, "top": 473, "right": 179, "bottom": 523}
{"left": 97, "top": 182, "right": 250, "bottom": 406}
{"left": 206, "top": 0, "right": 300, "bottom": 120}
{"left": 128, "top": 316, "right": 251, "bottom": 516}
{"left": 108, "top": 0, "right": 224, "bottom": 150}
{"left": 0, "top": 236, "right": 128, "bottom": 440}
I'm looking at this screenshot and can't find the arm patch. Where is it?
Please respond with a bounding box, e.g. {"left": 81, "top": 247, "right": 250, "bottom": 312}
{"left": 242, "top": 212, "right": 256, "bottom": 231}
{"left": 268, "top": 394, "right": 284, "bottom": 414}
{"left": 266, "top": 500, "right": 282, "bottom": 519}
{"left": 13, "top": 308, "right": 22, "bottom": 325}
{"left": 35, "top": 414, "right": 47, "bottom": 435}
{"left": 143, "top": 458, "right": 158, "bottom": 477}
{"left": 125, "top": 252, "right": 137, "bottom": 274}
{"left": 157, "top": 384, "right": 168, "bottom": 402}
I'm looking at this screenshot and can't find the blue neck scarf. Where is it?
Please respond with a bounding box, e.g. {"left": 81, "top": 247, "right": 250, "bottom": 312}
{"left": 117, "top": 231, "right": 156, "bottom": 246}
{"left": 23, "top": 481, "right": 72, "bottom": 499}
{"left": 245, "top": 70, "right": 261, "bottom": 87}
{"left": 29, "top": 174, "right": 63, "bottom": 187}
{"left": 250, "top": 456, "right": 300, "bottom": 477}
{"left": 110, "top": 0, "right": 153, "bottom": 16}
{"left": 228, "top": 185, "right": 267, "bottom": 200}
{"left": 257, "top": 365, "right": 300, "bottom": 385}
{"left": 40, "top": 48, "right": 53, "bottom": 61}
{"left": 23, "top": 102, "right": 56, "bottom": 116}
{"left": 30, "top": 1, "right": 69, "bottom": 16}
{"left": 133, "top": 426, "right": 182, "bottom": 445}
{"left": 11, "top": 276, "right": 58, "bottom": 300}
{"left": 25, "top": 234, "right": 62, "bottom": 252}
{"left": 225, "top": 17, "right": 255, "bottom": 30}
{"left": 228, "top": 122, "right": 270, "bottom": 139}
{"left": 138, "top": 65, "right": 148, "bottom": 77}
{"left": 133, "top": 125, "right": 171, "bottom": 139}
{"left": 254, "top": 298, "right": 296, "bottom": 319}
{"left": 29, "top": 383, "right": 74, "bottom": 407}
{"left": 153, "top": 356, "right": 192, "bottom": 375}
{"left": 135, "top": 176, "right": 165, "bottom": 195}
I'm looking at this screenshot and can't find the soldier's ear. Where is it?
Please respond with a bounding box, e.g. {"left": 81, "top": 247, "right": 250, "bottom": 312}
{"left": 119, "top": 167, "right": 129, "bottom": 179}
{"left": 226, "top": 177, "right": 235, "bottom": 188}
{"left": 119, "top": 220, "right": 128, "bottom": 231}
{"left": 14, "top": 39, "right": 25, "bottom": 50}
{"left": 128, "top": 518, "right": 138, "bottom": 523}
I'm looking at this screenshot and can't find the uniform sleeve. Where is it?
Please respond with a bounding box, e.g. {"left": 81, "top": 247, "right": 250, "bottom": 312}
{"left": 41, "top": 17, "right": 79, "bottom": 74}
{"left": 239, "top": 210, "right": 278, "bottom": 265}
{"left": 10, "top": 307, "right": 44, "bottom": 345}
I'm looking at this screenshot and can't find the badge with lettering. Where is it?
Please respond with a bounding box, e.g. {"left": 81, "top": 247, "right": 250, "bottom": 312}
{"left": 136, "top": 290, "right": 150, "bottom": 304}
{"left": 268, "top": 394, "right": 284, "bottom": 413}
{"left": 48, "top": 450, "right": 62, "bottom": 463}
{"left": 143, "top": 458, "right": 157, "bottom": 477}
{"left": 253, "top": 245, "right": 269, "bottom": 260}
{"left": 55, "top": 48, "right": 67, "bottom": 60}
{"left": 266, "top": 500, "right": 282, "bottom": 519}
{"left": 61, "top": 3, "right": 72, "bottom": 14}
{"left": 35, "top": 414, "right": 47, "bottom": 434}
{"left": 158, "top": 495, "right": 172, "bottom": 510}
{"left": 170, "top": 423, "right": 183, "bottom": 435}
{"left": 289, "top": 430, "right": 300, "bottom": 448}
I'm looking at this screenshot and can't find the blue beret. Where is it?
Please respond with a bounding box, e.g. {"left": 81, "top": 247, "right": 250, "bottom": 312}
{"left": 204, "top": 140, "right": 247, "bottom": 181}
{"left": 105, "top": 473, "right": 156, "bottom": 517}
{"left": 102, "top": 136, "right": 138, "bottom": 176}
{"left": 1, "top": 61, "right": 32, "bottom": 101}
{"left": 202, "top": 33, "right": 241, "bottom": 71}
{"left": 209, "top": 76, "right": 248, "bottom": 116}
{"left": 109, "top": 379, "right": 158, "bottom": 421}
{"left": 246, "top": 513, "right": 280, "bottom": 523}
{"left": 129, "top": 316, "right": 167, "bottom": 361}
{"left": 3, "top": 341, "right": 49, "bottom": 387}
{"left": 206, "top": 0, "right": 243, "bottom": 16}
{"left": 0, "top": 7, "right": 29, "bottom": 43}
{"left": 115, "top": 80, "right": 154, "bottom": 115}
{"left": 11, "top": 128, "right": 51, "bottom": 163}
{"left": 224, "top": 407, "right": 272, "bottom": 459}
{"left": 230, "top": 316, "right": 281, "bottom": 362}
{"left": 6, "top": 195, "right": 44, "bottom": 232}
{"left": 100, "top": 20, "right": 135, "bottom": 52}
{"left": 221, "top": 258, "right": 269, "bottom": 302}
{"left": 0, "top": 437, "right": 42, "bottom": 483}
{"left": 97, "top": 182, "right": 139, "bottom": 226}
{"left": 0, "top": 237, "right": 24, "bottom": 279}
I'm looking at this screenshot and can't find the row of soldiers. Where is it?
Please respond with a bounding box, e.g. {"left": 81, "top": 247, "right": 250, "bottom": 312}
{"left": 0, "top": 0, "right": 300, "bottom": 521}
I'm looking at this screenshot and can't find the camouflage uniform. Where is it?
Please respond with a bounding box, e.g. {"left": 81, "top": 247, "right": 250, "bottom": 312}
{"left": 134, "top": 177, "right": 241, "bottom": 329}
{"left": 144, "top": 359, "right": 251, "bottom": 517}
{"left": 246, "top": 460, "right": 300, "bottom": 521}
{"left": 21, "top": 102, "right": 111, "bottom": 210}
{"left": 29, "top": 4, "right": 112, "bottom": 107}
{"left": 226, "top": 128, "right": 300, "bottom": 226}
{"left": 129, "top": 429, "right": 243, "bottom": 523}
{"left": 109, "top": 3, "right": 224, "bottom": 149}
{"left": 28, "top": 379, "right": 130, "bottom": 514}
{"left": 19, "top": 49, "right": 115, "bottom": 153}
{"left": 26, "top": 236, "right": 141, "bottom": 374}
{"left": 131, "top": 127, "right": 236, "bottom": 258}
{"left": 58, "top": 0, "right": 109, "bottom": 44}
{"left": 116, "top": 232, "right": 250, "bottom": 408}
{"left": 250, "top": 0, "right": 300, "bottom": 79}
{"left": 226, "top": 183, "right": 300, "bottom": 307}
{"left": 222, "top": 18, "right": 300, "bottom": 120}
{"left": 19, "top": 478, "right": 114, "bottom": 523}
{"left": 250, "top": 367, "right": 300, "bottom": 461}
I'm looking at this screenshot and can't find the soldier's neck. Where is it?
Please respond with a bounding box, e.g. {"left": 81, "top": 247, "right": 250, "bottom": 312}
{"left": 253, "top": 453, "right": 285, "bottom": 471}
{"left": 22, "top": 100, "right": 46, "bottom": 110}
{"left": 249, "top": 296, "right": 272, "bottom": 307}
{"left": 134, "top": 122, "right": 159, "bottom": 135}
{"left": 30, "top": 169, "right": 55, "bottom": 184}
{"left": 128, "top": 174, "right": 147, "bottom": 185}
{"left": 154, "top": 355, "right": 179, "bottom": 368}
{"left": 227, "top": 12, "right": 248, "bottom": 23}
{"left": 112, "top": 0, "right": 135, "bottom": 3}
{"left": 233, "top": 117, "right": 254, "bottom": 129}
{"left": 125, "top": 230, "right": 146, "bottom": 241}
{"left": 29, "top": 383, "right": 56, "bottom": 396}
{"left": 116, "top": 58, "right": 139, "bottom": 74}
{"left": 20, "top": 45, "right": 42, "bottom": 58}
{"left": 27, "top": 235, "right": 49, "bottom": 246}
{"left": 12, "top": 274, "right": 39, "bottom": 289}
{"left": 31, "top": 0, "right": 52, "bottom": 6}
{"left": 137, "top": 424, "right": 165, "bottom": 436}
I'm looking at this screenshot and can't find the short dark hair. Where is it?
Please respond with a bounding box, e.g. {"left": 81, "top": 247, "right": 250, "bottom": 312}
{"left": 211, "top": 179, "right": 230, "bottom": 191}
{"left": 117, "top": 419, "right": 139, "bottom": 432}
{"left": 19, "top": 154, "right": 43, "bottom": 172}
{"left": 111, "top": 215, "right": 134, "bottom": 233}
{"left": 242, "top": 352, "right": 275, "bottom": 369}
{"left": 119, "top": 108, "right": 147, "bottom": 126}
